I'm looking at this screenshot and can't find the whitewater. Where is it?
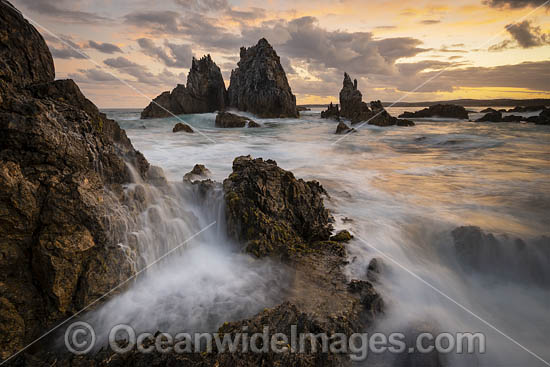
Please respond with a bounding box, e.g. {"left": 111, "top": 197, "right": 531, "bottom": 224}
{"left": 90, "top": 106, "right": 550, "bottom": 366}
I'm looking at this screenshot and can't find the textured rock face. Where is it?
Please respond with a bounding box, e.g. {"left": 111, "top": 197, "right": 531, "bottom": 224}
{"left": 228, "top": 38, "right": 298, "bottom": 118}
{"left": 141, "top": 55, "right": 227, "bottom": 118}
{"left": 0, "top": 1, "right": 54, "bottom": 94}
{"left": 0, "top": 1, "right": 150, "bottom": 359}
{"left": 398, "top": 104, "right": 469, "bottom": 119}
{"left": 339, "top": 73, "right": 371, "bottom": 123}
{"left": 335, "top": 121, "right": 354, "bottom": 134}
{"left": 223, "top": 156, "right": 333, "bottom": 257}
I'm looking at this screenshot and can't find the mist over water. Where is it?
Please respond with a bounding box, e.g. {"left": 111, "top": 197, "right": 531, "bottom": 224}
{"left": 98, "top": 107, "right": 550, "bottom": 365}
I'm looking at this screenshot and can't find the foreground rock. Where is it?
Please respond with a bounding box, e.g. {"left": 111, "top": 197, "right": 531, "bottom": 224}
{"left": 228, "top": 38, "right": 298, "bottom": 118}
{"left": 339, "top": 73, "right": 414, "bottom": 126}
{"left": 476, "top": 110, "right": 502, "bottom": 122}
{"left": 215, "top": 111, "right": 259, "bottom": 128}
{"left": 141, "top": 55, "right": 227, "bottom": 118}
{"left": 172, "top": 122, "right": 194, "bottom": 133}
{"left": 1, "top": 1, "right": 150, "bottom": 359}
{"left": 224, "top": 156, "right": 333, "bottom": 257}
{"left": 399, "top": 104, "right": 469, "bottom": 119}
{"left": 527, "top": 109, "right": 550, "bottom": 125}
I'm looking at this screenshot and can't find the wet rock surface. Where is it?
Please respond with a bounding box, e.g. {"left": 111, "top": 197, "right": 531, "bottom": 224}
{"left": 398, "top": 104, "right": 469, "bottom": 119}
{"left": 223, "top": 156, "right": 333, "bottom": 258}
{"left": 172, "top": 122, "right": 194, "bottom": 133}
{"left": 228, "top": 38, "right": 298, "bottom": 118}
{"left": 141, "top": 55, "right": 227, "bottom": 119}
{"left": 0, "top": 1, "right": 150, "bottom": 359}
{"left": 215, "top": 111, "right": 258, "bottom": 128}
{"left": 476, "top": 110, "right": 502, "bottom": 122}
{"left": 183, "top": 164, "right": 211, "bottom": 181}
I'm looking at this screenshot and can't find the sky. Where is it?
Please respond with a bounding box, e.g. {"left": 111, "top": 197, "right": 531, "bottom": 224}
{"left": 11, "top": 0, "right": 550, "bottom": 108}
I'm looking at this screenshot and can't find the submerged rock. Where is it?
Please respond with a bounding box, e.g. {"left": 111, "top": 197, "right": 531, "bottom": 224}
{"left": 223, "top": 156, "right": 333, "bottom": 257}
{"left": 172, "top": 122, "right": 194, "bottom": 133}
{"left": 215, "top": 111, "right": 258, "bottom": 128}
{"left": 330, "top": 230, "right": 353, "bottom": 242}
{"left": 335, "top": 121, "right": 355, "bottom": 134}
{"left": 183, "top": 164, "right": 211, "bottom": 181}
{"left": 321, "top": 102, "right": 340, "bottom": 120}
{"left": 0, "top": 1, "right": 150, "bottom": 359}
{"left": 228, "top": 38, "right": 298, "bottom": 118}
{"left": 141, "top": 55, "right": 227, "bottom": 119}
{"left": 399, "top": 104, "right": 469, "bottom": 119}
{"left": 297, "top": 106, "right": 311, "bottom": 111}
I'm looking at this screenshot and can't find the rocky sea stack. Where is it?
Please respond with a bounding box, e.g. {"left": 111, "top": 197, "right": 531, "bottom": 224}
{"left": 228, "top": 38, "right": 298, "bottom": 118}
{"left": 324, "top": 73, "right": 414, "bottom": 127}
{"left": 141, "top": 55, "right": 227, "bottom": 119}
{"left": 0, "top": 0, "right": 152, "bottom": 358}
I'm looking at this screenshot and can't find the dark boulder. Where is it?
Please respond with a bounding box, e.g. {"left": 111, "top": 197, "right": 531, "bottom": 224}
{"left": 228, "top": 38, "right": 298, "bottom": 118}
{"left": 0, "top": 1, "right": 151, "bottom": 359}
{"left": 297, "top": 106, "right": 311, "bottom": 111}
{"left": 399, "top": 104, "right": 469, "bottom": 119}
{"left": 335, "top": 121, "right": 355, "bottom": 134}
{"left": 172, "top": 122, "right": 194, "bottom": 133}
{"left": 476, "top": 111, "right": 502, "bottom": 122}
{"left": 141, "top": 55, "right": 227, "bottom": 119}
{"left": 215, "top": 111, "right": 258, "bottom": 128}
{"left": 223, "top": 156, "right": 333, "bottom": 257}
{"left": 321, "top": 102, "right": 340, "bottom": 120}
{"left": 533, "top": 109, "right": 550, "bottom": 125}
{"left": 480, "top": 108, "right": 497, "bottom": 113}
{"left": 369, "top": 100, "right": 415, "bottom": 127}
{"left": 501, "top": 115, "right": 524, "bottom": 122}
{"left": 183, "top": 164, "right": 211, "bottom": 181}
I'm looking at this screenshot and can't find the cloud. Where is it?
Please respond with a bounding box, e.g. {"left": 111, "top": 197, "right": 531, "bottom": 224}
{"left": 483, "top": 0, "right": 549, "bottom": 8}
{"left": 68, "top": 68, "right": 119, "bottom": 83}
{"left": 50, "top": 47, "right": 88, "bottom": 59}
{"left": 489, "top": 21, "right": 550, "bottom": 51}
{"left": 137, "top": 38, "right": 193, "bottom": 68}
{"left": 173, "top": 0, "right": 229, "bottom": 12}
{"left": 420, "top": 20, "right": 441, "bottom": 25}
{"left": 506, "top": 20, "right": 550, "bottom": 48}
{"left": 87, "top": 41, "right": 123, "bottom": 54}
{"left": 103, "top": 56, "right": 184, "bottom": 85}
{"left": 43, "top": 34, "right": 88, "bottom": 59}
{"left": 14, "top": 0, "right": 109, "bottom": 23}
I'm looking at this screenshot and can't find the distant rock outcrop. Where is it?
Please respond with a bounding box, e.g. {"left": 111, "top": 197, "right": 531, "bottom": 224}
{"left": 141, "top": 55, "right": 227, "bottom": 119}
{"left": 398, "top": 104, "right": 469, "bottom": 119}
{"left": 338, "top": 73, "right": 414, "bottom": 126}
{"left": 476, "top": 110, "right": 502, "bottom": 122}
{"left": 321, "top": 102, "right": 340, "bottom": 120}
{"left": 1, "top": 1, "right": 150, "bottom": 358}
{"left": 228, "top": 38, "right": 298, "bottom": 118}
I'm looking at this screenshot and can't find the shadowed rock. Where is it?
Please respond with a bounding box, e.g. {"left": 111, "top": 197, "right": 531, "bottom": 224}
{"left": 183, "top": 164, "right": 211, "bottom": 181}
{"left": 335, "top": 121, "right": 355, "bottom": 134}
{"left": 228, "top": 38, "right": 298, "bottom": 118}
{"left": 476, "top": 110, "right": 502, "bottom": 122}
{"left": 141, "top": 55, "right": 227, "bottom": 119}
{"left": 0, "top": 1, "right": 150, "bottom": 358}
{"left": 399, "top": 104, "right": 469, "bottom": 119}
